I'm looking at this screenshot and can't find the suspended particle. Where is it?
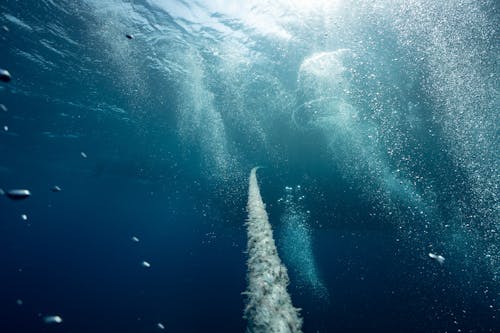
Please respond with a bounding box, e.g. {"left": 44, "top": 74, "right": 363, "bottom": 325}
{"left": 157, "top": 322, "right": 165, "bottom": 330}
{"left": 2, "top": 26, "right": 9, "bottom": 32}
{"left": 131, "top": 236, "right": 140, "bottom": 243}
{"left": 0, "top": 188, "right": 4, "bottom": 195}
{"left": 21, "top": 214, "right": 28, "bottom": 221}
{"left": 3, "top": 125, "right": 8, "bottom": 131}
{"left": 0, "top": 104, "right": 7, "bottom": 112}
{"left": 126, "top": 33, "right": 134, "bottom": 39}
{"left": 6, "top": 189, "right": 31, "bottom": 200}
{"left": 428, "top": 252, "right": 445, "bottom": 264}
{"left": 43, "top": 315, "right": 63, "bottom": 324}
{"left": 80, "top": 151, "right": 87, "bottom": 158}
{"left": 51, "top": 185, "right": 62, "bottom": 192}
{"left": 141, "top": 261, "right": 151, "bottom": 268}
{"left": 0, "top": 69, "right": 11, "bottom": 82}
{"left": 16, "top": 299, "right": 23, "bottom": 306}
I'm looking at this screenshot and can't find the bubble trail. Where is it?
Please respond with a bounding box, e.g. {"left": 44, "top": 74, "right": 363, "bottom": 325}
{"left": 280, "top": 187, "right": 328, "bottom": 300}
{"left": 243, "top": 167, "right": 303, "bottom": 333}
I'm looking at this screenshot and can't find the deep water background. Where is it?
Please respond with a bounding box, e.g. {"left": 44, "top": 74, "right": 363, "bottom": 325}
{"left": 0, "top": 1, "right": 498, "bottom": 332}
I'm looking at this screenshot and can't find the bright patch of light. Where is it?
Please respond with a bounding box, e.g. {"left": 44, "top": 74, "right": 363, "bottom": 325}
{"left": 286, "top": 0, "right": 341, "bottom": 13}
{"left": 148, "top": 0, "right": 342, "bottom": 40}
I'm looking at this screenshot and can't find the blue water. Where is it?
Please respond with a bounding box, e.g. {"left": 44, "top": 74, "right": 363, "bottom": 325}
{"left": 0, "top": 0, "right": 498, "bottom": 332}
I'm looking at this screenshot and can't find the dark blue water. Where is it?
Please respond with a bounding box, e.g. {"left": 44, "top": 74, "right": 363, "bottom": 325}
{"left": 0, "top": 1, "right": 498, "bottom": 332}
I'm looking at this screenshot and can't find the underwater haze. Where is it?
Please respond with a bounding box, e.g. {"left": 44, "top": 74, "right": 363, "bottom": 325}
{"left": 0, "top": 0, "right": 498, "bottom": 332}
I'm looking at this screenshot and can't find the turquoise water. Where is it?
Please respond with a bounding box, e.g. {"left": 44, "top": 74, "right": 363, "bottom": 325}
{"left": 0, "top": 1, "right": 498, "bottom": 332}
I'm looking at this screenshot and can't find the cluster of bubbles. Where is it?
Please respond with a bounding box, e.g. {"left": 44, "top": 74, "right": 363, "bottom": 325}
{"left": 73, "top": 0, "right": 498, "bottom": 300}
{"left": 278, "top": 185, "right": 329, "bottom": 300}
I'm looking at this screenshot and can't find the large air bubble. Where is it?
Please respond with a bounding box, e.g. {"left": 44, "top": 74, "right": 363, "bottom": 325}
{"left": 295, "top": 49, "right": 356, "bottom": 129}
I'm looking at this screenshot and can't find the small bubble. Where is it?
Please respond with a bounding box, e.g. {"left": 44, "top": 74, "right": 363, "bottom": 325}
{"left": 0, "top": 69, "right": 11, "bottom": 83}
{"left": 43, "top": 315, "right": 63, "bottom": 324}
{"left": 21, "top": 214, "right": 28, "bottom": 221}
{"left": 51, "top": 185, "right": 62, "bottom": 192}
{"left": 5, "top": 189, "right": 31, "bottom": 200}
{"left": 428, "top": 252, "right": 445, "bottom": 264}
